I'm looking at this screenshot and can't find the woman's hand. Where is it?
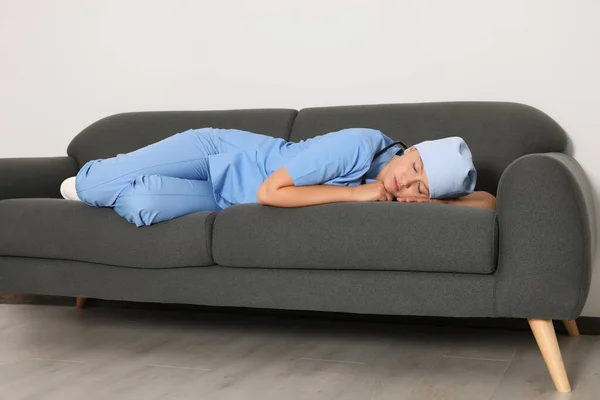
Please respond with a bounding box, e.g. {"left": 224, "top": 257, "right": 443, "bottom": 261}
{"left": 351, "top": 182, "right": 394, "bottom": 202}
{"left": 396, "top": 196, "right": 447, "bottom": 204}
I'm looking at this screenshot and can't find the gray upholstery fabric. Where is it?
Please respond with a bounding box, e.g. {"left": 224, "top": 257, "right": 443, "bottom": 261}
{"left": 546, "top": 154, "right": 597, "bottom": 259}
{"left": 495, "top": 153, "right": 594, "bottom": 320}
{"left": 67, "top": 109, "right": 298, "bottom": 167}
{"left": 0, "top": 199, "right": 217, "bottom": 268}
{"left": 214, "top": 203, "right": 498, "bottom": 274}
{"left": 0, "top": 257, "right": 496, "bottom": 318}
{"left": 289, "top": 102, "right": 568, "bottom": 195}
{"left": 0, "top": 157, "right": 78, "bottom": 200}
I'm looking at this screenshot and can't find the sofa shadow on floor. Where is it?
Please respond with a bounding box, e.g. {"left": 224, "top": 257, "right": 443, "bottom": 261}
{"left": 2, "top": 293, "right": 599, "bottom": 336}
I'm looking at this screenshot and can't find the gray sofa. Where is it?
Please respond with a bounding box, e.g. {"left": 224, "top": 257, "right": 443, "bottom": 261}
{"left": 0, "top": 102, "right": 595, "bottom": 392}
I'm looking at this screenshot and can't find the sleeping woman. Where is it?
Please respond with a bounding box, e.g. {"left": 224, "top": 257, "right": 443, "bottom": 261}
{"left": 60, "top": 127, "right": 496, "bottom": 227}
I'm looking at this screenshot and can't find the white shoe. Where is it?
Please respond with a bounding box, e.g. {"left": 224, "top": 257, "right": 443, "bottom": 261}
{"left": 60, "top": 177, "right": 81, "bottom": 201}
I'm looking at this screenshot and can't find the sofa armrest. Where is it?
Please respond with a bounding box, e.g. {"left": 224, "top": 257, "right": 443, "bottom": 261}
{"left": 495, "top": 153, "right": 595, "bottom": 320}
{"left": 0, "top": 157, "right": 79, "bottom": 200}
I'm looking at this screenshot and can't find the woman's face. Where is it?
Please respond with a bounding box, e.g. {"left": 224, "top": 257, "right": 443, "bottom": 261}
{"left": 382, "top": 147, "right": 430, "bottom": 199}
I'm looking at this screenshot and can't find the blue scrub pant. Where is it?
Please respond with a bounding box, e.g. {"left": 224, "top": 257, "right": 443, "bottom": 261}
{"left": 75, "top": 129, "right": 222, "bottom": 227}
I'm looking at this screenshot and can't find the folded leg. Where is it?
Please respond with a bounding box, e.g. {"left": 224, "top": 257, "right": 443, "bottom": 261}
{"left": 113, "top": 175, "right": 221, "bottom": 227}
{"left": 76, "top": 128, "right": 219, "bottom": 207}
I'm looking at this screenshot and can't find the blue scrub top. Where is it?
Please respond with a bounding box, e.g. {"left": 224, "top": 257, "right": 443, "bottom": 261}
{"left": 207, "top": 128, "right": 401, "bottom": 209}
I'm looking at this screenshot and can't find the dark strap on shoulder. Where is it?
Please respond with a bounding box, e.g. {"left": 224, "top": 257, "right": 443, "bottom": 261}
{"left": 360, "top": 141, "right": 408, "bottom": 185}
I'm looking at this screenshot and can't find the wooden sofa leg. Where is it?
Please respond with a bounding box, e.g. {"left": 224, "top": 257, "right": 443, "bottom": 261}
{"left": 528, "top": 319, "right": 571, "bottom": 393}
{"left": 75, "top": 297, "right": 86, "bottom": 309}
{"left": 562, "top": 320, "right": 580, "bottom": 337}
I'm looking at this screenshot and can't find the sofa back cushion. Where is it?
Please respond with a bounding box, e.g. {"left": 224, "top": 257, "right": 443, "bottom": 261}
{"left": 67, "top": 109, "right": 297, "bottom": 167}
{"left": 288, "top": 102, "right": 567, "bottom": 194}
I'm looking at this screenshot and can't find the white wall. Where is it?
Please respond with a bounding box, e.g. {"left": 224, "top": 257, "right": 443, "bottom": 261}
{"left": 1, "top": 0, "right": 599, "bottom": 315}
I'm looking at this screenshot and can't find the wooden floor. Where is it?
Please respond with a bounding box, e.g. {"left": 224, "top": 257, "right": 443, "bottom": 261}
{"left": 0, "top": 304, "right": 599, "bottom": 400}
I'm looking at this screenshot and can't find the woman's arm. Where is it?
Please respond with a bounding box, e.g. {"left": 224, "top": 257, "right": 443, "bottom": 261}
{"left": 257, "top": 166, "right": 354, "bottom": 207}
{"left": 258, "top": 166, "right": 496, "bottom": 210}
{"left": 445, "top": 191, "right": 496, "bottom": 210}
{"left": 258, "top": 166, "right": 396, "bottom": 207}
{"left": 396, "top": 191, "right": 497, "bottom": 210}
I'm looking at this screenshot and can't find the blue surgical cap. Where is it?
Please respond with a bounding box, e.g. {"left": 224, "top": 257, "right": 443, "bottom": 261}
{"left": 414, "top": 137, "right": 477, "bottom": 199}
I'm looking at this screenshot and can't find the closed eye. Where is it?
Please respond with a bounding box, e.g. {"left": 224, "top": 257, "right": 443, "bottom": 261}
{"left": 413, "top": 162, "right": 417, "bottom": 172}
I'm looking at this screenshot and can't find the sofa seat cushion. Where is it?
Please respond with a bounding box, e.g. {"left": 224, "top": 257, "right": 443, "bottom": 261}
{"left": 213, "top": 203, "right": 498, "bottom": 274}
{"left": 0, "top": 199, "right": 217, "bottom": 268}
